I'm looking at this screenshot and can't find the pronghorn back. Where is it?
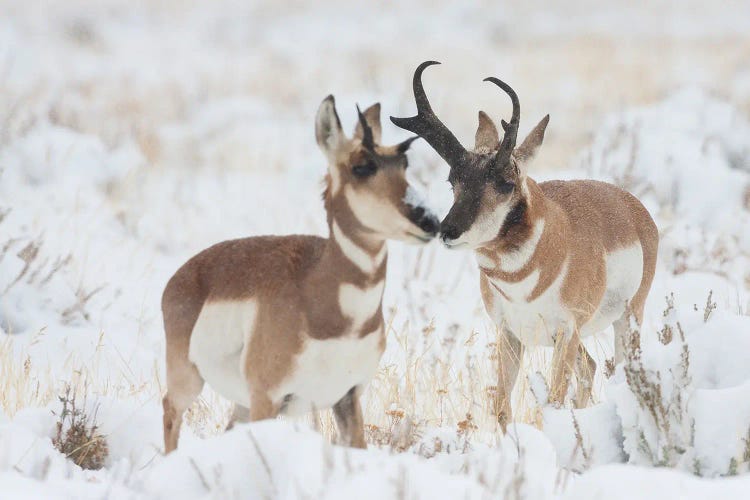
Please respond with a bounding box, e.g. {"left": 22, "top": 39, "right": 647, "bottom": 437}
{"left": 539, "top": 179, "right": 658, "bottom": 326}
{"left": 163, "top": 235, "right": 325, "bottom": 305}
{"left": 161, "top": 236, "right": 323, "bottom": 414}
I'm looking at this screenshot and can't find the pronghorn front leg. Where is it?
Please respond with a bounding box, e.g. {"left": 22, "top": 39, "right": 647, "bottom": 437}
{"left": 332, "top": 386, "right": 366, "bottom": 448}
{"left": 247, "top": 391, "right": 279, "bottom": 421}
{"left": 495, "top": 327, "right": 523, "bottom": 432}
{"left": 549, "top": 327, "right": 581, "bottom": 407}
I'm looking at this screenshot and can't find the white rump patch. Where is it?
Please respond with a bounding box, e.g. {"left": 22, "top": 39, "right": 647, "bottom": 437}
{"left": 581, "top": 243, "right": 645, "bottom": 336}
{"left": 331, "top": 221, "right": 386, "bottom": 273}
{"left": 189, "top": 300, "right": 258, "bottom": 406}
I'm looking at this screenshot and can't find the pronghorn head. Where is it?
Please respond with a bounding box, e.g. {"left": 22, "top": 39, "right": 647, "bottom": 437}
{"left": 315, "top": 95, "right": 440, "bottom": 244}
{"left": 390, "top": 61, "right": 549, "bottom": 250}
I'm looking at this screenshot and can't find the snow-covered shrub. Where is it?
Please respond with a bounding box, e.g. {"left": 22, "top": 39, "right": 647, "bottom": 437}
{"left": 582, "top": 87, "right": 750, "bottom": 216}
{"left": 579, "top": 88, "right": 750, "bottom": 282}
{"left": 608, "top": 301, "right": 750, "bottom": 476}
{"left": 51, "top": 385, "right": 108, "bottom": 471}
{"left": 619, "top": 312, "right": 694, "bottom": 470}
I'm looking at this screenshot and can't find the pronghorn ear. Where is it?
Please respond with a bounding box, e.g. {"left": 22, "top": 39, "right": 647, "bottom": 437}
{"left": 353, "top": 103, "right": 382, "bottom": 144}
{"left": 475, "top": 111, "right": 500, "bottom": 151}
{"left": 315, "top": 95, "right": 346, "bottom": 155}
{"left": 513, "top": 115, "right": 550, "bottom": 165}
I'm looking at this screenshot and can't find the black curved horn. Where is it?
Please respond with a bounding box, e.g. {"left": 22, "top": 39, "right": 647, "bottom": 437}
{"left": 390, "top": 61, "right": 470, "bottom": 169}
{"left": 484, "top": 77, "right": 520, "bottom": 166}
{"left": 356, "top": 104, "right": 375, "bottom": 150}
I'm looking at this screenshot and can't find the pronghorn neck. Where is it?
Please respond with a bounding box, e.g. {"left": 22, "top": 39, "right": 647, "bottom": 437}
{"left": 325, "top": 216, "right": 387, "bottom": 281}
{"left": 303, "top": 215, "right": 387, "bottom": 338}
{"left": 476, "top": 178, "right": 568, "bottom": 280}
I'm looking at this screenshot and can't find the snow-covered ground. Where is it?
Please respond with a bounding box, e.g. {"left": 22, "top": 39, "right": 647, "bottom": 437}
{"left": 2, "top": 1, "right": 750, "bottom": 498}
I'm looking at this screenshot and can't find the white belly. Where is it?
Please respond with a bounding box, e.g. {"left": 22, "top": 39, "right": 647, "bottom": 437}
{"left": 272, "top": 331, "right": 384, "bottom": 416}
{"left": 189, "top": 298, "right": 383, "bottom": 414}
{"left": 487, "top": 243, "right": 644, "bottom": 346}
{"left": 189, "top": 300, "right": 258, "bottom": 407}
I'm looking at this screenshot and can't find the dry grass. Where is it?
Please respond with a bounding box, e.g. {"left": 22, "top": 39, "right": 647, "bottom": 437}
{"left": 52, "top": 384, "right": 109, "bottom": 470}
{"left": 2, "top": 1, "right": 749, "bottom": 476}
{"left": 0, "top": 333, "right": 56, "bottom": 416}
{"left": 622, "top": 309, "right": 693, "bottom": 468}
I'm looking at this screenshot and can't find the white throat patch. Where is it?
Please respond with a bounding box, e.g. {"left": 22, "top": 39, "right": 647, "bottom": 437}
{"left": 498, "top": 219, "right": 545, "bottom": 273}
{"left": 338, "top": 281, "right": 385, "bottom": 331}
{"left": 331, "top": 221, "right": 386, "bottom": 273}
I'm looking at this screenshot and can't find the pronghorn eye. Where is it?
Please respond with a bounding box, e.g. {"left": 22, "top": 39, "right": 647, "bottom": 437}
{"left": 352, "top": 161, "right": 377, "bottom": 178}
{"left": 497, "top": 181, "right": 515, "bottom": 194}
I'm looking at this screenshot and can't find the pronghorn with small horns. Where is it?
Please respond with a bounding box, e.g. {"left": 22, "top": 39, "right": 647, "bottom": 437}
{"left": 391, "top": 61, "right": 658, "bottom": 428}
{"left": 161, "top": 96, "right": 439, "bottom": 452}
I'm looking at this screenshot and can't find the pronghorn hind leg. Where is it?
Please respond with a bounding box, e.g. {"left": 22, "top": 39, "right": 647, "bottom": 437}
{"left": 247, "top": 390, "right": 279, "bottom": 422}
{"left": 495, "top": 328, "right": 523, "bottom": 432}
{"left": 332, "top": 386, "right": 366, "bottom": 449}
{"left": 612, "top": 314, "right": 629, "bottom": 365}
{"left": 163, "top": 359, "right": 204, "bottom": 454}
{"left": 549, "top": 327, "right": 581, "bottom": 407}
{"left": 226, "top": 404, "right": 251, "bottom": 431}
{"left": 574, "top": 344, "right": 596, "bottom": 408}
{"left": 613, "top": 299, "right": 644, "bottom": 365}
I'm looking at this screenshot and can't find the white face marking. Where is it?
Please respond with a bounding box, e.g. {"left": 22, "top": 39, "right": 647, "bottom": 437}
{"left": 272, "top": 331, "right": 384, "bottom": 415}
{"left": 338, "top": 281, "right": 385, "bottom": 330}
{"left": 189, "top": 300, "right": 258, "bottom": 406}
{"left": 447, "top": 179, "right": 530, "bottom": 250}
{"left": 343, "top": 184, "right": 424, "bottom": 242}
{"left": 498, "top": 219, "right": 545, "bottom": 273}
{"left": 331, "top": 221, "right": 386, "bottom": 273}
{"left": 580, "top": 243, "right": 644, "bottom": 336}
{"left": 452, "top": 200, "right": 514, "bottom": 249}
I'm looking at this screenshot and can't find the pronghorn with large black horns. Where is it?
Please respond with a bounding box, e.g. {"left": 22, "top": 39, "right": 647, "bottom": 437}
{"left": 391, "top": 61, "right": 658, "bottom": 428}
{"left": 161, "top": 96, "right": 439, "bottom": 452}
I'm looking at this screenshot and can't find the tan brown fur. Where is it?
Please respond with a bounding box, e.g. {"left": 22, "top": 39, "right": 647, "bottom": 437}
{"left": 477, "top": 174, "right": 657, "bottom": 423}
{"left": 389, "top": 63, "right": 658, "bottom": 428}
{"left": 161, "top": 97, "right": 438, "bottom": 453}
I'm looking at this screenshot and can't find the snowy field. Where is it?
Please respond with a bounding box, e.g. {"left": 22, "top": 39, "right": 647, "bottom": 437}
{"left": 2, "top": 0, "right": 750, "bottom": 498}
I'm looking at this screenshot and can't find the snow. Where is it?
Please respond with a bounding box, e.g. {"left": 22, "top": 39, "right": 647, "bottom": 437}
{"left": 2, "top": 0, "right": 750, "bottom": 498}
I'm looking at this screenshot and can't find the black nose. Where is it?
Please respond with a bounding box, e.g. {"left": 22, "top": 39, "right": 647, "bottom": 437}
{"left": 441, "top": 224, "right": 461, "bottom": 242}
{"left": 418, "top": 215, "right": 439, "bottom": 235}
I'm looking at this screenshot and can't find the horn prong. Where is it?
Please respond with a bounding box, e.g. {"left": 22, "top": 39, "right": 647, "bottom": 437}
{"left": 396, "top": 136, "right": 420, "bottom": 154}
{"left": 356, "top": 104, "right": 375, "bottom": 150}
{"left": 390, "top": 61, "right": 471, "bottom": 170}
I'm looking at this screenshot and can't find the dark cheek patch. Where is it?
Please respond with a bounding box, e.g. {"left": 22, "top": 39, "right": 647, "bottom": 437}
{"left": 499, "top": 199, "right": 528, "bottom": 244}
